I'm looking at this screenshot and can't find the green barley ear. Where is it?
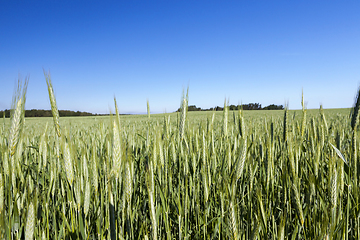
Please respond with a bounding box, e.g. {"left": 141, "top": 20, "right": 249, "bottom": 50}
{"left": 39, "top": 123, "right": 48, "bottom": 171}
{"left": 108, "top": 184, "right": 116, "bottom": 240}
{"left": 44, "top": 70, "right": 61, "bottom": 138}
{"left": 238, "top": 106, "right": 246, "bottom": 138}
{"left": 0, "top": 173, "right": 4, "bottom": 239}
{"left": 2, "top": 111, "right": 5, "bottom": 134}
{"left": 320, "top": 105, "right": 328, "bottom": 133}
{"left": 91, "top": 144, "right": 98, "bottom": 193}
{"left": 301, "top": 88, "right": 304, "bottom": 110}
{"left": 0, "top": 173, "right": 3, "bottom": 214}
{"left": 283, "top": 103, "right": 288, "bottom": 142}
{"left": 278, "top": 213, "right": 286, "bottom": 240}
{"left": 301, "top": 108, "right": 307, "bottom": 137}
{"left": 62, "top": 138, "right": 74, "bottom": 187}
{"left": 292, "top": 182, "right": 304, "bottom": 225}
{"left": 112, "top": 118, "right": 122, "bottom": 178}
{"left": 179, "top": 88, "right": 189, "bottom": 140}
{"left": 233, "top": 138, "right": 247, "bottom": 182}
{"left": 84, "top": 179, "right": 91, "bottom": 217}
{"left": 300, "top": 90, "right": 307, "bottom": 137}
{"left": 112, "top": 97, "right": 123, "bottom": 179}
{"left": 351, "top": 86, "right": 360, "bottom": 130}
{"left": 114, "top": 97, "right": 121, "bottom": 129}
{"left": 146, "top": 164, "right": 157, "bottom": 240}
{"left": 25, "top": 199, "right": 35, "bottom": 240}
{"left": 331, "top": 166, "right": 338, "bottom": 218}
{"left": 124, "top": 158, "right": 133, "bottom": 210}
{"left": 229, "top": 199, "right": 239, "bottom": 240}
{"left": 3, "top": 152, "right": 9, "bottom": 178}
{"left": 311, "top": 117, "right": 317, "bottom": 140}
{"left": 223, "top": 98, "right": 228, "bottom": 137}
{"left": 147, "top": 99, "right": 150, "bottom": 119}
{"left": 9, "top": 78, "right": 28, "bottom": 157}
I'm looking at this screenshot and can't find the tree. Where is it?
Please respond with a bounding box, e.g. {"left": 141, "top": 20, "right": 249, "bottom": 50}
{"left": 263, "top": 104, "right": 284, "bottom": 110}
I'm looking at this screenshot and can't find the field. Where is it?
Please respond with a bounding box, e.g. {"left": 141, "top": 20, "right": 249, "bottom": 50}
{"left": 0, "top": 79, "right": 359, "bottom": 239}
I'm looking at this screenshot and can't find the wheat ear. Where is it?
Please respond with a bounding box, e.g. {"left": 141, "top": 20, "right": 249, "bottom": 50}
{"left": 179, "top": 88, "right": 188, "bottom": 140}
{"left": 9, "top": 78, "right": 28, "bottom": 157}
{"left": 44, "top": 70, "right": 61, "bottom": 138}
{"left": 351, "top": 86, "right": 360, "bottom": 130}
{"left": 25, "top": 200, "right": 35, "bottom": 240}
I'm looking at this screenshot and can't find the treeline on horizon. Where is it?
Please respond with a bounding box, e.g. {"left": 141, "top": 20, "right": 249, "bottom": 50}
{"left": 176, "top": 103, "right": 284, "bottom": 112}
{"left": 0, "top": 103, "right": 284, "bottom": 118}
{"left": 0, "top": 109, "right": 108, "bottom": 118}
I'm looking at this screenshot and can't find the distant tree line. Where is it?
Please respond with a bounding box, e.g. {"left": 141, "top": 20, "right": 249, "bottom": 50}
{"left": 0, "top": 109, "right": 105, "bottom": 118}
{"left": 177, "top": 103, "right": 284, "bottom": 112}
{"left": 262, "top": 104, "right": 285, "bottom": 110}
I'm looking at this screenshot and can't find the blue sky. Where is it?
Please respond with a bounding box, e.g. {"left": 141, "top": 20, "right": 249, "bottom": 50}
{"left": 1, "top": 0, "right": 359, "bottom": 114}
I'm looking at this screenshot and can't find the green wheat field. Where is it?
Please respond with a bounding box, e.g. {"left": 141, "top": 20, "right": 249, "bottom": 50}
{"left": 1, "top": 75, "right": 359, "bottom": 239}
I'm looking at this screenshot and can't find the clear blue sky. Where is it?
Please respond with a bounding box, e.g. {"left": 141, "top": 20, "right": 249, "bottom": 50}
{"left": 1, "top": 0, "right": 359, "bottom": 114}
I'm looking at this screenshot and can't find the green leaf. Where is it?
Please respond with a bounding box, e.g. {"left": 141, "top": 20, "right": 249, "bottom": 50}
{"left": 330, "top": 143, "right": 349, "bottom": 165}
